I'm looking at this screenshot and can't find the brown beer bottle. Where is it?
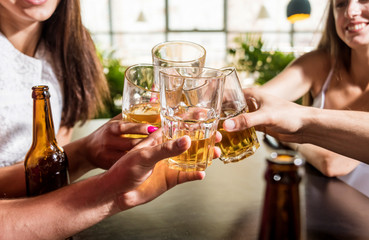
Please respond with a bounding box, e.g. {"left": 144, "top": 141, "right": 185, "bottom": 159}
{"left": 25, "top": 85, "right": 70, "bottom": 197}
{"left": 258, "top": 151, "right": 303, "bottom": 240}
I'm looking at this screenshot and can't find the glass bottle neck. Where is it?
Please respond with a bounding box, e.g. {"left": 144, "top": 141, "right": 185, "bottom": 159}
{"left": 32, "top": 96, "right": 57, "bottom": 146}
{"left": 265, "top": 162, "right": 301, "bottom": 184}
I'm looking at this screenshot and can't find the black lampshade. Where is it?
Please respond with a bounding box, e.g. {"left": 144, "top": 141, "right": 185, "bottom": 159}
{"left": 287, "top": 0, "right": 311, "bottom": 23}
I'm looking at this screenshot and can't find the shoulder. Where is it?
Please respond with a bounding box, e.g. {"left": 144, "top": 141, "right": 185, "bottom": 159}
{"left": 293, "top": 49, "right": 331, "bottom": 70}
{"left": 292, "top": 50, "right": 332, "bottom": 89}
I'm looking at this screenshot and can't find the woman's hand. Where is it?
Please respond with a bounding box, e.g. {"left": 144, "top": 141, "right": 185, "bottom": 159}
{"left": 64, "top": 115, "right": 159, "bottom": 180}
{"left": 83, "top": 119, "right": 157, "bottom": 170}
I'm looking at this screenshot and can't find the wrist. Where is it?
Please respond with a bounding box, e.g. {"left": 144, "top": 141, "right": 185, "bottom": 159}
{"left": 99, "top": 169, "right": 131, "bottom": 213}
{"left": 63, "top": 137, "right": 95, "bottom": 181}
{"left": 299, "top": 107, "right": 320, "bottom": 144}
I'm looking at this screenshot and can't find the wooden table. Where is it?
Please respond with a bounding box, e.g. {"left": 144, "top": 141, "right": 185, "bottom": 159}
{"left": 74, "top": 138, "right": 369, "bottom": 240}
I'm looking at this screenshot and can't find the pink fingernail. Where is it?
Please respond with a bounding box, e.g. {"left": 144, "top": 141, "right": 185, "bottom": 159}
{"left": 148, "top": 126, "right": 158, "bottom": 133}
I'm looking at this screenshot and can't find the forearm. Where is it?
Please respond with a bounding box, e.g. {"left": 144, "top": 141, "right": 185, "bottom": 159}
{"left": 290, "top": 143, "right": 360, "bottom": 177}
{"left": 57, "top": 126, "right": 73, "bottom": 147}
{"left": 0, "top": 163, "right": 26, "bottom": 198}
{"left": 302, "top": 108, "right": 369, "bottom": 164}
{"left": 1, "top": 173, "right": 120, "bottom": 240}
{"left": 63, "top": 137, "right": 95, "bottom": 182}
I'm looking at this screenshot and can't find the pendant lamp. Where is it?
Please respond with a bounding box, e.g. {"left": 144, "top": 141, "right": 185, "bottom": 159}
{"left": 286, "top": 0, "right": 311, "bottom": 23}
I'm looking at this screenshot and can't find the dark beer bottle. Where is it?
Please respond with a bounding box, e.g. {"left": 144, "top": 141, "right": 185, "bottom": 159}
{"left": 258, "top": 151, "right": 303, "bottom": 240}
{"left": 25, "top": 85, "right": 70, "bottom": 197}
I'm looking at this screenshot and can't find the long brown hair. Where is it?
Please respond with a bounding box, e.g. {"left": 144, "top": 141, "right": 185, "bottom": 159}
{"left": 42, "top": 0, "right": 109, "bottom": 128}
{"left": 317, "top": 0, "right": 351, "bottom": 71}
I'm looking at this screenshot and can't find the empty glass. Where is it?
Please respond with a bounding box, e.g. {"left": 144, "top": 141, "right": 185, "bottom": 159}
{"left": 152, "top": 40, "right": 206, "bottom": 67}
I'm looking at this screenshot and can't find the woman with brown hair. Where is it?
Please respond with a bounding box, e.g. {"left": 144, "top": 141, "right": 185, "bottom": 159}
{"left": 249, "top": 0, "right": 369, "bottom": 179}
{"left": 0, "top": 0, "right": 157, "bottom": 171}
{"left": 0, "top": 3, "right": 220, "bottom": 237}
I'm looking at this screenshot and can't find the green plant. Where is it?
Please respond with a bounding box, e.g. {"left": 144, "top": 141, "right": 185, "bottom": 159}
{"left": 96, "top": 49, "right": 127, "bottom": 118}
{"left": 228, "top": 35, "right": 295, "bottom": 85}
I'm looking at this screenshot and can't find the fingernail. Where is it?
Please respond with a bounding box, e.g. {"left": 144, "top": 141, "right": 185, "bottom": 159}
{"left": 148, "top": 126, "right": 158, "bottom": 133}
{"left": 177, "top": 136, "right": 189, "bottom": 148}
{"left": 224, "top": 119, "right": 235, "bottom": 130}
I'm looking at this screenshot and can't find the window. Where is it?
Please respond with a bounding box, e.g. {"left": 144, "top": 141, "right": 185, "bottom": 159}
{"left": 81, "top": 0, "right": 328, "bottom": 67}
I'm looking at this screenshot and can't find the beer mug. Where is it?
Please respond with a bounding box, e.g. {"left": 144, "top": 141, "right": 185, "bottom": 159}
{"left": 160, "top": 67, "right": 225, "bottom": 171}
{"left": 217, "top": 67, "right": 260, "bottom": 163}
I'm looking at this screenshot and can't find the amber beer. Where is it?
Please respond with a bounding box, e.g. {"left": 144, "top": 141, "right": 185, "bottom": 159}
{"left": 122, "top": 102, "right": 161, "bottom": 138}
{"left": 160, "top": 66, "right": 224, "bottom": 171}
{"left": 25, "top": 86, "right": 70, "bottom": 196}
{"left": 258, "top": 152, "right": 303, "bottom": 240}
{"left": 162, "top": 116, "right": 217, "bottom": 172}
{"left": 217, "top": 108, "right": 259, "bottom": 163}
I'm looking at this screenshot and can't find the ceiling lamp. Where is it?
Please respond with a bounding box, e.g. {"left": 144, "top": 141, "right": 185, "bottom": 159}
{"left": 286, "top": 0, "right": 311, "bottom": 23}
{"left": 136, "top": 10, "right": 146, "bottom": 22}
{"left": 257, "top": 5, "right": 270, "bottom": 20}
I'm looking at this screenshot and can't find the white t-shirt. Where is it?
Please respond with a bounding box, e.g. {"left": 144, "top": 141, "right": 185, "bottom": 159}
{"left": 0, "top": 32, "right": 63, "bottom": 167}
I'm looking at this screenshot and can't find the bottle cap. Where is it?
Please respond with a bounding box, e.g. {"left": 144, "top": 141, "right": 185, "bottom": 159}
{"left": 267, "top": 150, "right": 304, "bottom": 166}
{"left": 32, "top": 85, "right": 50, "bottom": 99}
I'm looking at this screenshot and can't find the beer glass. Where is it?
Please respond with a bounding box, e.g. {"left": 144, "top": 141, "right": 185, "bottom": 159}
{"left": 160, "top": 67, "right": 225, "bottom": 172}
{"left": 217, "top": 67, "right": 259, "bottom": 163}
{"left": 122, "top": 64, "right": 160, "bottom": 138}
{"left": 152, "top": 40, "right": 206, "bottom": 67}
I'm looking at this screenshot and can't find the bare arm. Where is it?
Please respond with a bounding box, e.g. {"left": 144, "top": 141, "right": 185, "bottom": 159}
{"left": 0, "top": 127, "right": 75, "bottom": 198}
{"left": 0, "top": 131, "right": 219, "bottom": 240}
{"left": 252, "top": 51, "right": 358, "bottom": 176}
{"left": 56, "top": 126, "right": 73, "bottom": 147}
{"left": 0, "top": 119, "right": 157, "bottom": 198}
{"left": 0, "top": 163, "right": 26, "bottom": 198}
{"left": 2, "top": 173, "right": 113, "bottom": 240}
{"left": 287, "top": 142, "right": 360, "bottom": 177}
{"left": 259, "top": 50, "right": 330, "bottom": 101}
{"left": 302, "top": 109, "right": 369, "bottom": 164}
{"left": 64, "top": 117, "right": 157, "bottom": 182}
{"left": 224, "top": 88, "right": 369, "bottom": 164}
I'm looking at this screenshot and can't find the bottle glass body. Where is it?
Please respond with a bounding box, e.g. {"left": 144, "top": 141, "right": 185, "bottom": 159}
{"left": 258, "top": 151, "right": 303, "bottom": 240}
{"left": 25, "top": 85, "right": 70, "bottom": 197}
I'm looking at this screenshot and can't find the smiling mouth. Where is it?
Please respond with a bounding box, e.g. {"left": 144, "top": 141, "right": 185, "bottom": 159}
{"left": 347, "top": 23, "right": 367, "bottom": 31}
{"left": 24, "top": 0, "right": 47, "bottom": 5}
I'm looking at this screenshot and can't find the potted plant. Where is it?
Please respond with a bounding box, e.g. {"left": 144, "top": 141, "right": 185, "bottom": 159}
{"left": 228, "top": 34, "right": 296, "bottom": 86}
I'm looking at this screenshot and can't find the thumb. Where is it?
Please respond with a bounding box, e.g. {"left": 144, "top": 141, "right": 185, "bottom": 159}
{"left": 107, "top": 135, "right": 192, "bottom": 193}
{"left": 126, "top": 135, "right": 191, "bottom": 170}
{"left": 223, "top": 110, "right": 267, "bottom": 132}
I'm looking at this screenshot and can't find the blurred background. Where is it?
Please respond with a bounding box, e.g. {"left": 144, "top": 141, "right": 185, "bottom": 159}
{"left": 79, "top": 0, "right": 329, "bottom": 118}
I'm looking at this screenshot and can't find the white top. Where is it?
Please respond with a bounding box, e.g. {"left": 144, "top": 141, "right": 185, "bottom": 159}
{"left": 311, "top": 68, "right": 334, "bottom": 109}
{"left": 311, "top": 68, "right": 369, "bottom": 198}
{"left": 0, "top": 32, "right": 63, "bottom": 167}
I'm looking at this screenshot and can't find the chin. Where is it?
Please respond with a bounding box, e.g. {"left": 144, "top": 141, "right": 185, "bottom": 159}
{"left": 343, "top": 35, "right": 369, "bottom": 48}
{"left": 24, "top": 8, "right": 55, "bottom": 22}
